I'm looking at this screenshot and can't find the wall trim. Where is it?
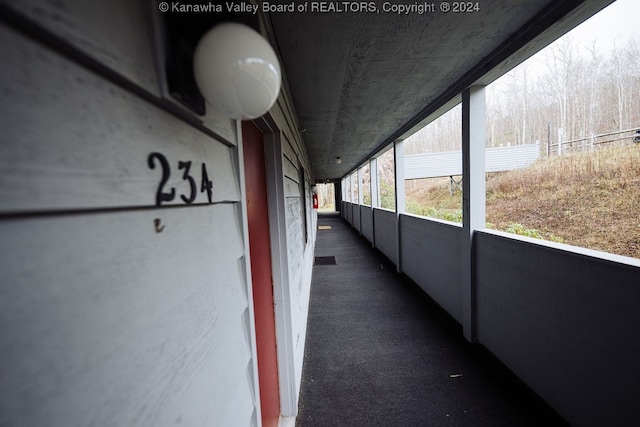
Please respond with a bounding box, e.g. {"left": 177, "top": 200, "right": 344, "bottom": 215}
{"left": 264, "top": 132, "right": 297, "bottom": 415}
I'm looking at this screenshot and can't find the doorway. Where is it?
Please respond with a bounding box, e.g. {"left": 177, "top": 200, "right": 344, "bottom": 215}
{"left": 242, "top": 122, "right": 280, "bottom": 427}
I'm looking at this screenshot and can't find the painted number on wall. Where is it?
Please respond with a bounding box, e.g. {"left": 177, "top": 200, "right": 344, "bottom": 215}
{"left": 148, "top": 152, "right": 213, "bottom": 206}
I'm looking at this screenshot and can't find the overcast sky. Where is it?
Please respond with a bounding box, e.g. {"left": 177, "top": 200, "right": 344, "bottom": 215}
{"left": 492, "top": 0, "right": 640, "bottom": 85}
{"left": 567, "top": 0, "right": 640, "bottom": 54}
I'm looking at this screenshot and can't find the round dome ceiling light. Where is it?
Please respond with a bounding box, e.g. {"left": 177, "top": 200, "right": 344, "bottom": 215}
{"left": 193, "top": 23, "right": 282, "bottom": 120}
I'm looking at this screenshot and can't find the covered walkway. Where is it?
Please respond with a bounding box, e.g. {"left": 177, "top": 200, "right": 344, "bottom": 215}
{"left": 296, "top": 214, "right": 567, "bottom": 426}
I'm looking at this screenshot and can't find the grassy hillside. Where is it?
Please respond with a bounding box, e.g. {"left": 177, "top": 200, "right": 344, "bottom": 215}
{"left": 405, "top": 145, "right": 640, "bottom": 259}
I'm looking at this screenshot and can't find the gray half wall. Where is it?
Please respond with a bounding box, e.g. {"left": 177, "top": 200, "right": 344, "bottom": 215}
{"left": 352, "top": 204, "right": 361, "bottom": 233}
{"left": 373, "top": 208, "right": 397, "bottom": 267}
{"left": 400, "top": 214, "right": 463, "bottom": 323}
{"left": 475, "top": 230, "right": 640, "bottom": 427}
{"left": 361, "top": 206, "right": 374, "bottom": 244}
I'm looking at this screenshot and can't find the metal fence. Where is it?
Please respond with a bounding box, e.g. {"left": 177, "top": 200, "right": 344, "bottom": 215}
{"left": 548, "top": 127, "right": 640, "bottom": 155}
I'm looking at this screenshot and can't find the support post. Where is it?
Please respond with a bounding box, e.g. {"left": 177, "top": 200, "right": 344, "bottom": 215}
{"left": 394, "top": 139, "right": 405, "bottom": 273}
{"left": 357, "top": 167, "right": 363, "bottom": 234}
{"left": 334, "top": 181, "right": 342, "bottom": 213}
{"left": 462, "top": 86, "right": 486, "bottom": 343}
{"left": 357, "top": 167, "right": 364, "bottom": 205}
{"left": 350, "top": 172, "right": 356, "bottom": 203}
{"left": 342, "top": 178, "right": 346, "bottom": 203}
{"left": 341, "top": 178, "right": 347, "bottom": 217}
{"left": 369, "top": 158, "right": 379, "bottom": 248}
{"left": 370, "top": 158, "right": 379, "bottom": 208}
{"left": 394, "top": 140, "right": 405, "bottom": 214}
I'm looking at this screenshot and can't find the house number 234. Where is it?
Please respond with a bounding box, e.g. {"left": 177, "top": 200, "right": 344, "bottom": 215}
{"left": 147, "top": 152, "right": 213, "bottom": 206}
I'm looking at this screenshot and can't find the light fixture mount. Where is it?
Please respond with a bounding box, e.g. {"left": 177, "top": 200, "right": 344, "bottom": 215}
{"left": 156, "top": 6, "right": 264, "bottom": 117}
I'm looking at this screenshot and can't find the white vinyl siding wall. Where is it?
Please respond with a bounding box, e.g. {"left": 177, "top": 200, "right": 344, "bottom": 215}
{"left": 0, "top": 2, "right": 262, "bottom": 425}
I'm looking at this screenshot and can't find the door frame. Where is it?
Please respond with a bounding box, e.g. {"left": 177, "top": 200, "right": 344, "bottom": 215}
{"left": 263, "top": 131, "right": 297, "bottom": 416}
{"left": 242, "top": 121, "right": 282, "bottom": 426}
{"left": 251, "top": 116, "right": 298, "bottom": 416}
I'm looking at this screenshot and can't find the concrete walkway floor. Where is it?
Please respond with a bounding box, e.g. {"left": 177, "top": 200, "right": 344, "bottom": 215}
{"left": 296, "top": 214, "right": 568, "bottom": 426}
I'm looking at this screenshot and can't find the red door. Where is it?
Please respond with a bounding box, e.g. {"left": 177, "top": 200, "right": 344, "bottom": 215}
{"left": 242, "top": 122, "right": 280, "bottom": 427}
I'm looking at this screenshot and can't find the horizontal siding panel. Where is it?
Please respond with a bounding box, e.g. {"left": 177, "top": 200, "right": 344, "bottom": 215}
{"left": 284, "top": 177, "right": 301, "bottom": 198}
{"left": 5, "top": 0, "right": 159, "bottom": 94}
{"left": 3, "top": 2, "right": 236, "bottom": 143}
{"left": 0, "top": 203, "right": 254, "bottom": 426}
{"left": 269, "top": 92, "right": 311, "bottom": 172}
{"left": 282, "top": 123, "right": 301, "bottom": 165}
{"left": 283, "top": 155, "right": 299, "bottom": 183}
{"left": 285, "top": 197, "right": 304, "bottom": 280}
{"left": 0, "top": 24, "right": 240, "bottom": 214}
{"left": 282, "top": 134, "right": 299, "bottom": 166}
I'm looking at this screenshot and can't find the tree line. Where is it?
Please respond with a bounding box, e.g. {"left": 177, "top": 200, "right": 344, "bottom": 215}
{"left": 405, "top": 35, "right": 640, "bottom": 155}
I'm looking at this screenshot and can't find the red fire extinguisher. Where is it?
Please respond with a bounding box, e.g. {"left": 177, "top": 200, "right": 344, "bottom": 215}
{"left": 312, "top": 194, "right": 318, "bottom": 209}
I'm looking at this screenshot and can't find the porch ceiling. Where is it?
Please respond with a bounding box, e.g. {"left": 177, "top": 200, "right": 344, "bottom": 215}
{"left": 268, "top": 0, "right": 614, "bottom": 181}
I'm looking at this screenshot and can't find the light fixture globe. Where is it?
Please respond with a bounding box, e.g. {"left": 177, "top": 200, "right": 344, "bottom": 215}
{"left": 193, "top": 23, "right": 281, "bottom": 120}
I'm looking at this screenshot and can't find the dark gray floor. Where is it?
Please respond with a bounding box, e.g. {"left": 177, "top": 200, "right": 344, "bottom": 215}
{"left": 296, "top": 213, "right": 568, "bottom": 426}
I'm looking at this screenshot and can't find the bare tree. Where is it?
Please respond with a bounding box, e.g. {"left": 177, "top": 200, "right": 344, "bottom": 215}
{"left": 544, "top": 36, "right": 577, "bottom": 140}
{"left": 406, "top": 33, "right": 640, "bottom": 160}
{"left": 612, "top": 42, "right": 626, "bottom": 131}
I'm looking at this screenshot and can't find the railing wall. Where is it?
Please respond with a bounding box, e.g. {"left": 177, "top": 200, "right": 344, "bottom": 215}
{"left": 372, "top": 207, "right": 398, "bottom": 266}
{"left": 475, "top": 230, "right": 640, "bottom": 427}
{"left": 352, "top": 204, "right": 361, "bottom": 234}
{"left": 400, "top": 214, "right": 463, "bottom": 323}
{"left": 360, "top": 206, "right": 374, "bottom": 244}
{"left": 340, "top": 201, "right": 640, "bottom": 426}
